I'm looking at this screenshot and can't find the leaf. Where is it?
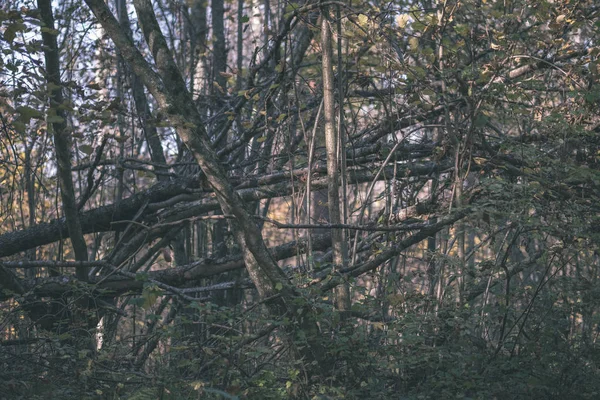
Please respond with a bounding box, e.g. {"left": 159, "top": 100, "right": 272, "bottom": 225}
{"left": 372, "top": 322, "right": 385, "bottom": 330}
{"left": 135, "top": 272, "right": 149, "bottom": 281}
{"left": 473, "top": 114, "right": 489, "bottom": 127}
{"left": 79, "top": 144, "right": 93, "bottom": 155}
{"left": 142, "top": 287, "right": 160, "bottom": 309}
{"left": 40, "top": 26, "right": 59, "bottom": 35}
{"left": 357, "top": 14, "right": 368, "bottom": 28}
{"left": 12, "top": 121, "right": 26, "bottom": 133}
{"left": 241, "top": 15, "right": 249, "bottom": 23}
{"left": 4, "top": 22, "right": 26, "bottom": 44}
{"left": 396, "top": 13, "right": 410, "bottom": 28}
{"left": 411, "top": 65, "right": 426, "bottom": 79}
{"left": 409, "top": 37, "right": 419, "bottom": 51}
{"left": 454, "top": 24, "right": 469, "bottom": 36}
{"left": 16, "top": 106, "right": 43, "bottom": 123}
{"left": 213, "top": 81, "right": 225, "bottom": 93}
{"left": 86, "top": 81, "right": 102, "bottom": 90}
{"left": 47, "top": 82, "right": 61, "bottom": 91}
{"left": 129, "top": 297, "right": 145, "bottom": 307}
{"left": 284, "top": 2, "right": 300, "bottom": 14}
{"left": 47, "top": 115, "right": 64, "bottom": 124}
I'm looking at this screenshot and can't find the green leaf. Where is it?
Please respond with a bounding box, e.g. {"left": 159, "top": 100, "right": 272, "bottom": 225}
{"left": 47, "top": 115, "right": 64, "bottom": 124}
{"left": 40, "top": 26, "right": 59, "bottom": 36}
{"left": 16, "top": 106, "right": 43, "bottom": 123}
{"left": 284, "top": 2, "right": 300, "bottom": 14}
{"left": 4, "top": 22, "right": 27, "bottom": 44}
{"left": 135, "top": 272, "right": 149, "bottom": 281}
{"left": 129, "top": 297, "right": 145, "bottom": 307}
{"left": 473, "top": 114, "right": 489, "bottom": 127}
{"left": 12, "top": 121, "right": 26, "bottom": 133}
{"left": 79, "top": 144, "right": 93, "bottom": 155}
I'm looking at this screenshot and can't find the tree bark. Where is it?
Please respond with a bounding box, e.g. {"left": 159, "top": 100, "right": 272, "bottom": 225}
{"left": 321, "top": 8, "right": 350, "bottom": 311}
{"left": 38, "top": 0, "right": 88, "bottom": 278}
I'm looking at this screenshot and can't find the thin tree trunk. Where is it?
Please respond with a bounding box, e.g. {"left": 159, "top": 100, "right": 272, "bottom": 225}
{"left": 211, "top": 0, "right": 229, "bottom": 259}
{"left": 236, "top": 0, "right": 244, "bottom": 92}
{"left": 38, "top": 0, "right": 88, "bottom": 276}
{"left": 321, "top": 8, "right": 350, "bottom": 312}
{"left": 190, "top": 0, "right": 208, "bottom": 98}
{"left": 24, "top": 137, "right": 37, "bottom": 278}
{"left": 117, "top": 0, "right": 191, "bottom": 266}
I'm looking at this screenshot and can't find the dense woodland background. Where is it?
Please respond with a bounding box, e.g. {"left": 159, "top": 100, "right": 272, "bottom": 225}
{"left": 2, "top": 0, "right": 600, "bottom": 398}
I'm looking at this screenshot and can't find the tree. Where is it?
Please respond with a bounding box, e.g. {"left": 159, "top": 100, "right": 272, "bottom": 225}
{"left": 1, "top": 0, "right": 600, "bottom": 398}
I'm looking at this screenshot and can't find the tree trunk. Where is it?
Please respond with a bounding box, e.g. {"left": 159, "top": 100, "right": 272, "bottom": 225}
{"left": 38, "top": 0, "right": 88, "bottom": 275}
{"left": 321, "top": 8, "right": 350, "bottom": 312}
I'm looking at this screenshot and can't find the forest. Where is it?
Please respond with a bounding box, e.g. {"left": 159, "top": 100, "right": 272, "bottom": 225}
{"left": 1, "top": 0, "right": 600, "bottom": 398}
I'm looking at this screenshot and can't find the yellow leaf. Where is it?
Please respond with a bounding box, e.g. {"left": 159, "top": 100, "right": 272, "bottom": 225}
{"left": 357, "top": 14, "right": 368, "bottom": 28}
{"left": 396, "top": 14, "right": 410, "bottom": 29}
{"left": 372, "top": 322, "right": 385, "bottom": 330}
{"left": 409, "top": 37, "right": 419, "bottom": 51}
